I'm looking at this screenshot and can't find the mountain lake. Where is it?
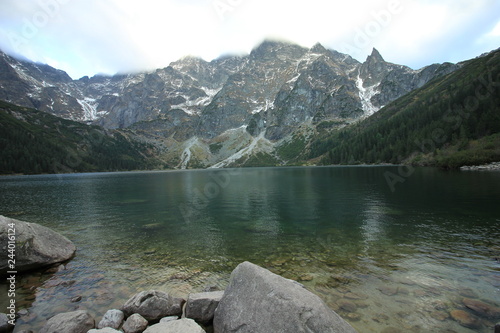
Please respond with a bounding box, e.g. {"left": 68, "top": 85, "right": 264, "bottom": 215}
{"left": 0, "top": 166, "right": 499, "bottom": 332}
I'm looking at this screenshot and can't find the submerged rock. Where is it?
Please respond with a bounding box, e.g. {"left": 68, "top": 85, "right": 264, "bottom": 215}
{"left": 450, "top": 309, "right": 480, "bottom": 329}
{"left": 463, "top": 298, "right": 500, "bottom": 318}
{"left": 213, "top": 261, "right": 357, "bottom": 333}
{"left": 0, "top": 215, "right": 76, "bottom": 274}
{"left": 39, "top": 310, "right": 95, "bottom": 333}
{"left": 121, "top": 290, "right": 185, "bottom": 321}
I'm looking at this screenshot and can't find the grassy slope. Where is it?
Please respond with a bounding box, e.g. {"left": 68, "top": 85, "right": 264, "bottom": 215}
{"left": 0, "top": 100, "right": 159, "bottom": 174}
{"left": 309, "top": 49, "right": 500, "bottom": 168}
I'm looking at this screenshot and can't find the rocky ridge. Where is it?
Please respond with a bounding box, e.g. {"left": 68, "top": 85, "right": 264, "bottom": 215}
{"left": 0, "top": 41, "right": 459, "bottom": 168}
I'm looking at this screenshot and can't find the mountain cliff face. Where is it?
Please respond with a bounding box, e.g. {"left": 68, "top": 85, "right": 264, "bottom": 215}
{"left": 0, "top": 41, "right": 459, "bottom": 168}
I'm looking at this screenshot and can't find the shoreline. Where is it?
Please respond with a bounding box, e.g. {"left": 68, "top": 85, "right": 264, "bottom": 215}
{"left": 460, "top": 162, "right": 500, "bottom": 171}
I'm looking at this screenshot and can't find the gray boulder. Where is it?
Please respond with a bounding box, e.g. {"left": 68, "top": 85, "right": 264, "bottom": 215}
{"left": 0, "top": 215, "right": 76, "bottom": 274}
{"left": 97, "top": 309, "right": 124, "bottom": 329}
{"left": 159, "top": 316, "right": 179, "bottom": 323}
{"left": 39, "top": 310, "right": 94, "bottom": 333}
{"left": 88, "top": 329, "right": 121, "bottom": 333}
{"left": 213, "top": 261, "right": 357, "bottom": 333}
{"left": 0, "top": 313, "right": 14, "bottom": 333}
{"left": 185, "top": 290, "right": 224, "bottom": 323}
{"left": 143, "top": 318, "right": 205, "bottom": 333}
{"left": 121, "top": 290, "right": 185, "bottom": 321}
{"left": 122, "top": 313, "right": 148, "bottom": 333}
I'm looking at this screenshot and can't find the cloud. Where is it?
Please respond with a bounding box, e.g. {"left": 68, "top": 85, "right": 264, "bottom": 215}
{"left": 0, "top": 0, "right": 498, "bottom": 78}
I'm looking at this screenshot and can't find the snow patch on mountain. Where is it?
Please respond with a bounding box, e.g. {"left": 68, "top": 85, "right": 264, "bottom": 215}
{"left": 78, "top": 97, "right": 98, "bottom": 121}
{"left": 356, "top": 75, "right": 380, "bottom": 115}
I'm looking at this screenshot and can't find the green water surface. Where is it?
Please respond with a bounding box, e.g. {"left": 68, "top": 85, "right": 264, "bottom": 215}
{"left": 0, "top": 166, "right": 499, "bottom": 332}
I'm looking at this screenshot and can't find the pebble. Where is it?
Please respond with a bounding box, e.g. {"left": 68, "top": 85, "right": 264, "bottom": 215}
{"left": 450, "top": 309, "right": 481, "bottom": 329}
{"left": 430, "top": 311, "right": 449, "bottom": 321}
{"left": 463, "top": 298, "right": 500, "bottom": 318}
{"left": 71, "top": 296, "right": 82, "bottom": 303}
{"left": 298, "top": 274, "right": 314, "bottom": 282}
{"left": 378, "top": 285, "right": 399, "bottom": 296}
{"left": 337, "top": 300, "right": 357, "bottom": 313}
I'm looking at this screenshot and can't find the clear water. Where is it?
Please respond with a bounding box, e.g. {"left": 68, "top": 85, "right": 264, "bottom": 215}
{"left": 0, "top": 166, "right": 499, "bottom": 332}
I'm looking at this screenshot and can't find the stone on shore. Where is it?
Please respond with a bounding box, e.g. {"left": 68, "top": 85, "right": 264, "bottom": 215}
{"left": 143, "top": 318, "right": 205, "bottom": 333}
{"left": 39, "top": 310, "right": 94, "bottom": 333}
{"left": 88, "top": 328, "right": 121, "bottom": 333}
{"left": 0, "top": 313, "right": 14, "bottom": 333}
{"left": 0, "top": 215, "right": 76, "bottom": 274}
{"left": 121, "top": 290, "right": 185, "bottom": 321}
{"left": 185, "top": 290, "right": 224, "bottom": 324}
{"left": 122, "top": 313, "right": 148, "bottom": 333}
{"left": 97, "top": 309, "right": 124, "bottom": 329}
{"left": 213, "top": 261, "right": 358, "bottom": 333}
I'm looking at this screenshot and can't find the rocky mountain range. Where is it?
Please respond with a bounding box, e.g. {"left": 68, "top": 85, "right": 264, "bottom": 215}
{"left": 0, "top": 40, "right": 460, "bottom": 168}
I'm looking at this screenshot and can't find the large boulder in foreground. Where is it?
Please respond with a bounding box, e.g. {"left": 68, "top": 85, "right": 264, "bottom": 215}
{"left": 214, "top": 261, "right": 358, "bottom": 333}
{"left": 0, "top": 215, "right": 76, "bottom": 274}
{"left": 39, "top": 310, "right": 94, "bottom": 333}
{"left": 121, "top": 290, "right": 185, "bottom": 321}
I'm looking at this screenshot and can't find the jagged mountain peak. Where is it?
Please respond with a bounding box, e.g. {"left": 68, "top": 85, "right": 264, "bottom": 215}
{"left": 366, "top": 48, "right": 385, "bottom": 64}
{"left": 170, "top": 55, "right": 208, "bottom": 70}
{"left": 250, "top": 39, "right": 307, "bottom": 60}
{"left": 309, "top": 42, "right": 329, "bottom": 54}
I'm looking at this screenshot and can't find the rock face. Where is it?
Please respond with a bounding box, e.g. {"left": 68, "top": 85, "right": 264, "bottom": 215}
{"left": 143, "top": 318, "right": 205, "bottom": 333}
{"left": 97, "top": 309, "right": 124, "bottom": 329}
{"left": 185, "top": 290, "right": 224, "bottom": 324}
{"left": 0, "top": 42, "right": 460, "bottom": 168}
{"left": 0, "top": 215, "right": 76, "bottom": 274}
{"left": 122, "top": 313, "right": 148, "bottom": 333}
{"left": 121, "top": 290, "right": 185, "bottom": 321}
{"left": 213, "top": 261, "right": 358, "bottom": 333}
{"left": 39, "top": 310, "right": 95, "bottom": 333}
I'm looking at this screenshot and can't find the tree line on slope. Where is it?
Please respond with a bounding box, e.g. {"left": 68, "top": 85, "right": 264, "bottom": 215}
{"left": 0, "top": 101, "right": 159, "bottom": 175}
{"left": 308, "top": 49, "right": 500, "bottom": 169}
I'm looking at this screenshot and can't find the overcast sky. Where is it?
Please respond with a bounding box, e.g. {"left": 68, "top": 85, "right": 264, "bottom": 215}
{"left": 1, "top": 0, "right": 499, "bottom": 79}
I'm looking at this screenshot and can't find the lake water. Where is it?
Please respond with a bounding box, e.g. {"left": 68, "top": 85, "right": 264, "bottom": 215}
{"left": 0, "top": 166, "right": 499, "bottom": 332}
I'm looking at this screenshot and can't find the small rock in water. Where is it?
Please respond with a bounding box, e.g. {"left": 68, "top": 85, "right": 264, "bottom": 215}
{"left": 450, "top": 309, "right": 481, "bottom": 329}
{"left": 337, "top": 300, "right": 357, "bottom": 313}
{"left": 344, "top": 292, "right": 368, "bottom": 300}
{"left": 495, "top": 322, "right": 500, "bottom": 333}
{"left": 458, "top": 288, "right": 478, "bottom": 298}
{"left": 71, "top": 296, "right": 82, "bottom": 303}
{"left": 298, "top": 274, "right": 314, "bottom": 282}
{"left": 378, "top": 285, "right": 399, "bottom": 296}
{"left": 346, "top": 313, "right": 361, "bottom": 321}
{"left": 430, "top": 311, "right": 449, "bottom": 321}
{"left": 463, "top": 298, "right": 500, "bottom": 318}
